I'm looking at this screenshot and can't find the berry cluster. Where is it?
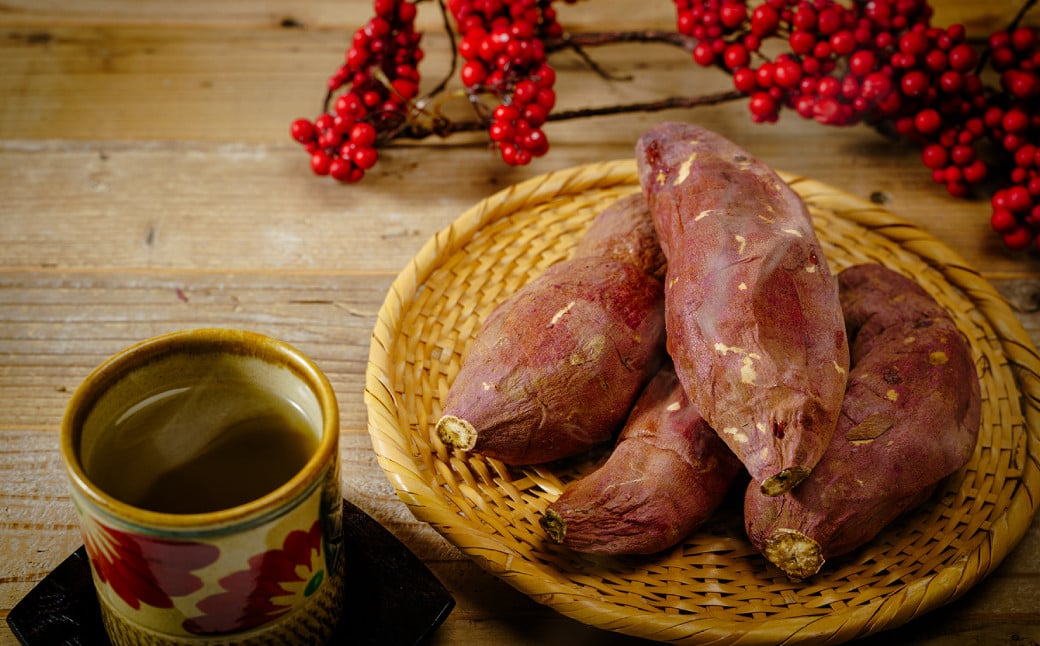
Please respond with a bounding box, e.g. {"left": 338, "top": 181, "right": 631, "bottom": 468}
{"left": 676, "top": 0, "right": 1040, "bottom": 252}
{"left": 290, "top": 0, "right": 423, "bottom": 182}
{"left": 292, "top": 0, "right": 1040, "bottom": 255}
{"left": 448, "top": 0, "right": 562, "bottom": 165}
{"left": 987, "top": 27, "right": 1040, "bottom": 250}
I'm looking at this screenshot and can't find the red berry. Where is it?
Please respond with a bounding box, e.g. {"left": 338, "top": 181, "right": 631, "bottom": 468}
{"left": 756, "top": 62, "right": 775, "bottom": 88}
{"left": 488, "top": 120, "right": 515, "bottom": 142}
{"left": 290, "top": 119, "right": 315, "bottom": 144}
{"left": 914, "top": 109, "right": 942, "bottom": 135}
{"left": 719, "top": 3, "right": 747, "bottom": 29}
{"left": 329, "top": 156, "right": 354, "bottom": 181}
{"left": 750, "top": 5, "right": 780, "bottom": 36}
{"left": 792, "top": 5, "right": 817, "bottom": 31}
{"left": 946, "top": 181, "right": 969, "bottom": 198}
{"left": 724, "top": 43, "right": 750, "bottom": 69}
{"left": 789, "top": 30, "right": 816, "bottom": 55}
{"left": 1003, "top": 226, "right": 1035, "bottom": 250}
{"left": 951, "top": 144, "right": 975, "bottom": 165}
{"left": 895, "top": 116, "right": 915, "bottom": 136}
{"left": 493, "top": 106, "right": 518, "bottom": 123}
{"left": 520, "top": 128, "right": 549, "bottom": 156}
{"left": 516, "top": 147, "right": 534, "bottom": 166}
{"left": 817, "top": 76, "right": 841, "bottom": 98}
{"left": 849, "top": 50, "right": 876, "bottom": 76}
{"left": 861, "top": 72, "right": 892, "bottom": 101}
{"left": 813, "top": 97, "right": 843, "bottom": 124}
{"left": 830, "top": 30, "right": 857, "bottom": 56}
{"left": 899, "top": 31, "right": 929, "bottom": 56}
{"left": 1012, "top": 27, "right": 1037, "bottom": 52}
{"left": 947, "top": 43, "right": 977, "bottom": 71}
{"left": 392, "top": 78, "right": 418, "bottom": 99}
{"left": 1015, "top": 144, "right": 1037, "bottom": 168}
{"left": 813, "top": 41, "right": 833, "bottom": 59}
{"left": 774, "top": 59, "right": 802, "bottom": 88}
{"left": 748, "top": 91, "right": 778, "bottom": 121}
{"left": 499, "top": 143, "right": 518, "bottom": 165}
{"left": 901, "top": 70, "right": 930, "bottom": 97}
{"left": 350, "top": 122, "right": 378, "bottom": 148}
{"left": 693, "top": 41, "right": 716, "bottom": 66}
{"left": 939, "top": 70, "right": 964, "bottom": 93}
{"left": 398, "top": 0, "right": 417, "bottom": 22}
{"left": 533, "top": 64, "right": 556, "bottom": 88}
{"left": 460, "top": 60, "right": 486, "bottom": 86}
{"left": 963, "top": 160, "right": 987, "bottom": 183}
{"left": 1003, "top": 70, "right": 1040, "bottom": 99}
{"left": 816, "top": 8, "right": 842, "bottom": 36}
{"left": 1006, "top": 185, "right": 1033, "bottom": 212}
{"left": 522, "top": 103, "right": 548, "bottom": 127}
{"left": 925, "top": 49, "right": 947, "bottom": 72}
{"left": 536, "top": 88, "right": 556, "bottom": 110}
{"left": 990, "top": 30, "right": 1011, "bottom": 51}
{"left": 315, "top": 113, "right": 335, "bottom": 131}
{"left": 1003, "top": 109, "right": 1030, "bottom": 133}
{"left": 733, "top": 67, "right": 757, "bottom": 93}
{"left": 310, "top": 151, "right": 332, "bottom": 175}
{"left": 353, "top": 146, "right": 379, "bottom": 170}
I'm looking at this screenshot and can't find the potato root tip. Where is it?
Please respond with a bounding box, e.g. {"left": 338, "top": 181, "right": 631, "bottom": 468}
{"left": 764, "top": 530, "right": 824, "bottom": 579}
{"left": 760, "top": 466, "right": 811, "bottom": 497}
{"left": 540, "top": 509, "right": 567, "bottom": 544}
{"left": 436, "top": 415, "right": 477, "bottom": 451}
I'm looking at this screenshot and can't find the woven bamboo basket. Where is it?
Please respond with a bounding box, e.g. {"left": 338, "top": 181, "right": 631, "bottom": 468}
{"left": 364, "top": 159, "right": 1040, "bottom": 645}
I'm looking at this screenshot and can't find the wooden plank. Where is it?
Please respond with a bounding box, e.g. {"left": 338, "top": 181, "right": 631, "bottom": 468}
{"left": 0, "top": 269, "right": 391, "bottom": 431}
{"left": 3, "top": 134, "right": 1038, "bottom": 278}
{"left": 0, "top": 0, "right": 1031, "bottom": 34}
{"left": 2, "top": 5, "right": 1038, "bottom": 145}
{"left": 2, "top": 422, "right": 1038, "bottom": 644}
{"left": 3, "top": 271, "right": 1036, "bottom": 431}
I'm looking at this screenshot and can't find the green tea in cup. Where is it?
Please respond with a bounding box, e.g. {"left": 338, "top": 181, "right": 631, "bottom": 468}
{"left": 83, "top": 377, "right": 319, "bottom": 514}
{"left": 61, "top": 328, "right": 344, "bottom": 645}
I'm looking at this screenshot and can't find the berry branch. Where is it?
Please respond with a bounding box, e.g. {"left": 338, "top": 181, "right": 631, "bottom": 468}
{"left": 290, "top": 0, "right": 1040, "bottom": 255}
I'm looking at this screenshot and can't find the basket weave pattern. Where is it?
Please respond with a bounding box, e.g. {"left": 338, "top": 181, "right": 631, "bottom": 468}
{"left": 365, "top": 160, "right": 1040, "bottom": 645}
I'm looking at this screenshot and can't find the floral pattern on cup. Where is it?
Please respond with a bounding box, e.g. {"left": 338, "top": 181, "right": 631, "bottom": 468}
{"left": 182, "top": 520, "right": 326, "bottom": 635}
{"left": 81, "top": 519, "right": 220, "bottom": 611}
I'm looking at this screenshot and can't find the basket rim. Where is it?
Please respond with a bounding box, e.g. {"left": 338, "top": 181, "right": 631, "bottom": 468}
{"left": 364, "top": 158, "right": 1040, "bottom": 645}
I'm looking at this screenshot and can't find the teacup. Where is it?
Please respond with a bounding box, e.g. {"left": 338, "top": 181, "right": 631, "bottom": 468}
{"left": 60, "top": 328, "right": 344, "bottom": 645}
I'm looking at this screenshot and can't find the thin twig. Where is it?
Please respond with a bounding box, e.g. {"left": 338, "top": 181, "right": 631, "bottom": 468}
{"left": 425, "top": 0, "right": 458, "bottom": 99}
{"left": 392, "top": 89, "right": 745, "bottom": 140}
{"left": 976, "top": 0, "right": 1038, "bottom": 72}
{"left": 545, "top": 30, "right": 697, "bottom": 52}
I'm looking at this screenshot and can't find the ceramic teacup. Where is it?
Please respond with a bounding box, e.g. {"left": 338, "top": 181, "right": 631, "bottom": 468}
{"left": 60, "top": 328, "right": 344, "bottom": 645}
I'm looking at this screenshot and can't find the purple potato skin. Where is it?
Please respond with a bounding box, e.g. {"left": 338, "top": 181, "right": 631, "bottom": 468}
{"left": 542, "top": 364, "right": 743, "bottom": 555}
{"left": 636, "top": 122, "right": 850, "bottom": 496}
{"left": 574, "top": 192, "right": 666, "bottom": 281}
{"left": 437, "top": 255, "right": 666, "bottom": 465}
{"left": 744, "top": 263, "right": 981, "bottom": 578}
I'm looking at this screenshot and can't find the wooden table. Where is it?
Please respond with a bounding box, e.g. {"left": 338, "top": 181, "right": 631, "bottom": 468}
{"left": 2, "top": 1, "right": 1038, "bottom": 644}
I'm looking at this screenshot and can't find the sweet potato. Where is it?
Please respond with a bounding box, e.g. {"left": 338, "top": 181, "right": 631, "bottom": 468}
{"left": 636, "top": 122, "right": 850, "bottom": 496}
{"left": 744, "top": 263, "right": 981, "bottom": 579}
{"left": 573, "top": 192, "right": 666, "bottom": 280}
{"left": 541, "top": 363, "right": 742, "bottom": 554}
{"left": 435, "top": 197, "right": 666, "bottom": 465}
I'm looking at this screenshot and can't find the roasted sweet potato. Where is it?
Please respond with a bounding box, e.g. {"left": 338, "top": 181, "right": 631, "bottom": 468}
{"left": 541, "top": 363, "right": 742, "bottom": 554}
{"left": 744, "top": 263, "right": 981, "bottom": 578}
{"left": 435, "top": 197, "right": 667, "bottom": 465}
{"left": 573, "top": 192, "right": 666, "bottom": 280}
{"left": 636, "top": 122, "right": 850, "bottom": 496}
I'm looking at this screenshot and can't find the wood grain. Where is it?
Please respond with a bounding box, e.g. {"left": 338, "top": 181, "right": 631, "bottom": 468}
{"left": 2, "top": 0, "right": 1040, "bottom": 644}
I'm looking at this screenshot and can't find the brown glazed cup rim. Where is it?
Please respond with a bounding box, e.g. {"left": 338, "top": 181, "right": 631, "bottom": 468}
{"left": 60, "top": 327, "right": 340, "bottom": 533}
